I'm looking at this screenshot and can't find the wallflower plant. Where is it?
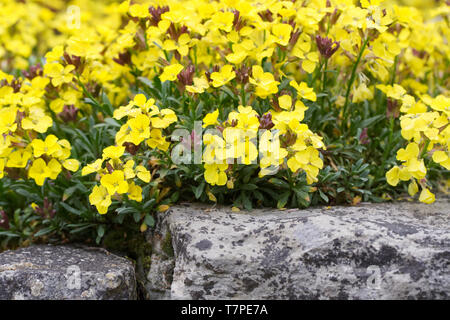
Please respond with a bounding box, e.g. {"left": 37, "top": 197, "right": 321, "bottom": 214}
{"left": 0, "top": 0, "right": 448, "bottom": 250}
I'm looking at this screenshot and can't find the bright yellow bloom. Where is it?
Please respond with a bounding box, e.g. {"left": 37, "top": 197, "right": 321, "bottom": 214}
{"left": 28, "top": 158, "right": 51, "bottom": 186}
{"left": 102, "top": 146, "right": 125, "bottom": 160}
{"left": 21, "top": 107, "right": 53, "bottom": 133}
{"left": 136, "top": 165, "right": 151, "bottom": 183}
{"left": 6, "top": 150, "right": 31, "bottom": 168}
{"left": 89, "top": 185, "right": 111, "bottom": 214}
{"left": 249, "top": 66, "right": 279, "bottom": 98}
{"left": 128, "top": 182, "right": 143, "bottom": 202}
{"left": 419, "top": 188, "right": 435, "bottom": 204}
{"left": 44, "top": 63, "right": 75, "bottom": 87}
{"left": 63, "top": 159, "right": 80, "bottom": 172}
{"left": 203, "top": 109, "right": 219, "bottom": 128}
{"left": 160, "top": 63, "right": 184, "bottom": 82}
{"left": 290, "top": 80, "right": 316, "bottom": 102}
{"left": 100, "top": 170, "right": 129, "bottom": 195}
{"left": 31, "top": 135, "right": 60, "bottom": 157}
{"left": 186, "top": 76, "right": 209, "bottom": 93}
{"left": 271, "top": 23, "right": 293, "bottom": 46}
{"left": 204, "top": 163, "right": 228, "bottom": 186}
{"left": 210, "top": 65, "right": 236, "bottom": 88}
{"left": 82, "top": 159, "right": 103, "bottom": 176}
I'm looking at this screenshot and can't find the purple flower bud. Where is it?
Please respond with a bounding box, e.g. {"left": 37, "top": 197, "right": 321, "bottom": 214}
{"left": 113, "top": 51, "right": 131, "bottom": 66}
{"left": 148, "top": 6, "right": 169, "bottom": 26}
{"left": 232, "top": 10, "right": 245, "bottom": 31}
{"left": 386, "top": 98, "right": 399, "bottom": 119}
{"left": 23, "top": 63, "right": 43, "bottom": 80}
{"left": 315, "top": 35, "right": 340, "bottom": 59}
{"left": 177, "top": 65, "right": 195, "bottom": 86}
{"left": 359, "top": 128, "right": 370, "bottom": 145}
{"left": 58, "top": 104, "right": 79, "bottom": 123}
{"left": 123, "top": 142, "right": 140, "bottom": 155}
{"left": 258, "top": 113, "right": 274, "bottom": 130}
{"left": 234, "top": 65, "right": 251, "bottom": 84}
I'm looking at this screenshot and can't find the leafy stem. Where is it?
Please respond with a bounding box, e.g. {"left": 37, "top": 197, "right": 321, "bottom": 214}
{"left": 341, "top": 36, "right": 370, "bottom": 131}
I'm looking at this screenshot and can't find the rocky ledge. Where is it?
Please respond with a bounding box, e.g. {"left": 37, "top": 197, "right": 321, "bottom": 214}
{"left": 0, "top": 245, "right": 137, "bottom": 300}
{"left": 143, "top": 198, "right": 450, "bottom": 299}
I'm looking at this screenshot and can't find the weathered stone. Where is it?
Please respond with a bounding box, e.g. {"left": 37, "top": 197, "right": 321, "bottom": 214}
{"left": 142, "top": 198, "right": 450, "bottom": 299}
{"left": 0, "top": 245, "right": 137, "bottom": 300}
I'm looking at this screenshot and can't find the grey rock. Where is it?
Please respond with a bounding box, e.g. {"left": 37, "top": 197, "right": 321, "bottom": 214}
{"left": 143, "top": 198, "right": 450, "bottom": 300}
{"left": 0, "top": 245, "right": 137, "bottom": 300}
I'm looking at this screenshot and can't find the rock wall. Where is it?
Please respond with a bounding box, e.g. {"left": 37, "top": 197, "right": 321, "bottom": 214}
{"left": 142, "top": 199, "right": 450, "bottom": 299}
{"left": 0, "top": 245, "right": 137, "bottom": 300}
{"left": 1, "top": 199, "right": 448, "bottom": 300}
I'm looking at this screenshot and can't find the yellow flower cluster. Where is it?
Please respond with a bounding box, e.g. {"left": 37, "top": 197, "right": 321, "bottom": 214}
{"left": 0, "top": 0, "right": 448, "bottom": 215}
{"left": 0, "top": 71, "right": 79, "bottom": 186}
{"left": 81, "top": 94, "right": 176, "bottom": 213}
{"left": 384, "top": 84, "right": 449, "bottom": 203}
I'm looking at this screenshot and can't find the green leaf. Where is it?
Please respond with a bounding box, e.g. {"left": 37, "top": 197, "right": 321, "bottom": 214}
{"left": 144, "top": 214, "right": 155, "bottom": 227}
{"left": 193, "top": 182, "right": 205, "bottom": 199}
{"left": 277, "top": 191, "right": 290, "bottom": 209}
{"left": 360, "top": 115, "right": 384, "bottom": 128}
{"left": 59, "top": 202, "right": 82, "bottom": 215}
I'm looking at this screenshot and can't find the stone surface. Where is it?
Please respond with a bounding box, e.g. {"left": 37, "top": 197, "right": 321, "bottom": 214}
{"left": 143, "top": 198, "right": 450, "bottom": 300}
{"left": 0, "top": 245, "right": 137, "bottom": 300}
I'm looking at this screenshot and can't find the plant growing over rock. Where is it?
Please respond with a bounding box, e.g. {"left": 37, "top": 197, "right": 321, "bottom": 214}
{"left": 0, "top": 0, "right": 449, "bottom": 249}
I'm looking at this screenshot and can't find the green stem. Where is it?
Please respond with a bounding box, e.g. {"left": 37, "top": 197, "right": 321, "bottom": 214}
{"left": 321, "top": 58, "right": 328, "bottom": 110}
{"left": 390, "top": 55, "right": 398, "bottom": 85}
{"left": 341, "top": 37, "right": 370, "bottom": 131}
{"left": 241, "top": 85, "right": 246, "bottom": 106}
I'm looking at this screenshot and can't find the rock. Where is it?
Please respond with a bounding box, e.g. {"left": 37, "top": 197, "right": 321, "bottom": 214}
{"left": 143, "top": 198, "right": 450, "bottom": 299}
{"left": 0, "top": 245, "right": 137, "bottom": 300}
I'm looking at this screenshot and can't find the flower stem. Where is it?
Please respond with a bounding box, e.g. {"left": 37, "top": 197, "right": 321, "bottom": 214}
{"left": 341, "top": 37, "right": 370, "bottom": 131}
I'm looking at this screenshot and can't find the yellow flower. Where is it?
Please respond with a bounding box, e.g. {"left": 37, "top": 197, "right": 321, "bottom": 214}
{"left": 204, "top": 163, "right": 228, "bottom": 186}
{"left": 211, "top": 11, "right": 234, "bottom": 32}
{"left": 48, "top": 158, "right": 62, "bottom": 179}
{"left": 0, "top": 106, "right": 18, "bottom": 134}
{"left": 136, "top": 165, "right": 151, "bottom": 183}
{"left": 249, "top": 66, "right": 279, "bottom": 98}
{"left": 128, "top": 182, "right": 143, "bottom": 202}
{"left": 271, "top": 23, "right": 293, "bottom": 46}
{"left": 203, "top": 109, "right": 219, "bottom": 128}
{"left": 102, "top": 145, "right": 125, "bottom": 160}
{"left": 150, "top": 108, "right": 177, "bottom": 128}
{"left": 63, "top": 159, "right": 80, "bottom": 172}
{"left": 419, "top": 188, "right": 435, "bottom": 204}
{"left": 43, "top": 63, "right": 75, "bottom": 87}
{"left": 129, "top": 4, "right": 148, "bottom": 18}
{"left": 408, "top": 180, "right": 418, "bottom": 196}
{"left": 31, "top": 135, "right": 60, "bottom": 157}
{"left": 386, "top": 166, "right": 400, "bottom": 186}
{"left": 89, "top": 185, "right": 111, "bottom": 214}
{"left": 278, "top": 95, "right": 293, "bottom": 110}
{"left": 128, "top": 114, "right": 150, "bottom": 145}
{"left": 147, "top": 129, "right": 170, "bottom": 151}
{"left": 45, "top": 45, "right": 64, "bottom": 63}
{"left": 6, "top": 150, "right": 31, "bottom": 168}
{"left": 100, "top": 170, "right": 129, "bottom": 195}
{"left": 82, "top": 159, "right": 103, "bottom": 176}
{"left": 396, "top": 143, "right": 419, "bottom": 162}
{"left": 21, "top": 106, "right": 53, "bottom": 133}
{"left": 290, "top": 80, "right": 316, "bottom": 102}
{"left": 186, "top": 76, "right": 209, "bottom": 93}
{"left": 210, "top": 65, "right": 236, "bottom": 88}
{"left": 160, "top": 63, "right": 184, "bottom": 82}
{"left": 28, "top": 158, "right": 51, "bottom": 186}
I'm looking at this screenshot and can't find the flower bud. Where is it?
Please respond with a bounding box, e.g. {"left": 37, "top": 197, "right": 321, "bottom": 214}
{"left": 315, "top": 35, "right": 340, "bottom": 59}
{"left": 59, "top": 104, "right": 79, "bottom": 123}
